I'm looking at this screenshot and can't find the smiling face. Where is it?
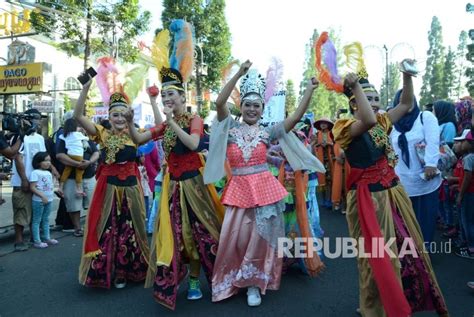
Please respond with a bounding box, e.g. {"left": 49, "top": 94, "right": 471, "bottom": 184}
{"left": 161, "top": 88, "right": 185, "bottom": 115}
{"left": 241, "top": 94, "right": 264, "bottom": 125}
{"left": 365, "top": 91, "right": 381, "bottom": 113}
{"left": 108, "top": 106, "right": 128, "bottom": 132}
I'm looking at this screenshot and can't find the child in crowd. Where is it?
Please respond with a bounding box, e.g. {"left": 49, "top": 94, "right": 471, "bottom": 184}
{"left": 455, "top": 130, "right": 474, "bottom": 259}
{"left": 59, "top": 119, "right": 88, "bottom": 196}
{"left": 29, "top": 151, "right": 58, "bottom": 249}
{"left": 138, "top": 155, "right": 152, "bottom": 224}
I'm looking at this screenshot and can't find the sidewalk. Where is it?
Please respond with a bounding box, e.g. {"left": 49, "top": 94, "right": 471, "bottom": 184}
{"left": 0, "top": 180, "right": 87, "bottom": 255}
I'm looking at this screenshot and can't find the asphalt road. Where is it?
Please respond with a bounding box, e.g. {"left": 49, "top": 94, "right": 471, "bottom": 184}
{"left": 0, "top": 207, "right": 472, "bottom": 317}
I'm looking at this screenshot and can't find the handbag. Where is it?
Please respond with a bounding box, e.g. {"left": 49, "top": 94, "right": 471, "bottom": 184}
{"left": 414, "top": 112, "right": 457, "bottom": 171}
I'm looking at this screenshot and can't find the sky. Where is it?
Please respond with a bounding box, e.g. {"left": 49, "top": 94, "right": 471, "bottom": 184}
{"left": 139, "top": 0, "right": 473, "bottom": 97}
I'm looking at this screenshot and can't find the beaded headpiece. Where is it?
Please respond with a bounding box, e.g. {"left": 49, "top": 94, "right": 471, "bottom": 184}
{"left": 109, "top": 92, "right": 130, "bottom": 111}
{"left": 160, "top": 67, "right": 184, "bottom": 92}
{"left": 240, "top": 69, "right": 266, "bottom": 104}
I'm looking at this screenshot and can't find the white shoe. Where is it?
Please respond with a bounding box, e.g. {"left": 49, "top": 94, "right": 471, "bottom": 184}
{"left": 247, "top": 286, "right": 261, "bottom": 307}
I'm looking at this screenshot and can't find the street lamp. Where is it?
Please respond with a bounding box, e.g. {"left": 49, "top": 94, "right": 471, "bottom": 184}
{"left": 195, "top": 42, "right": 207, "bottom": 113}
{"left": 365, "top": 43, "right": 415, "bottom": 108}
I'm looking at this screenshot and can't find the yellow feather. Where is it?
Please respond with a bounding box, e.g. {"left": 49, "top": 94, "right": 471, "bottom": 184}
{"left": 343, "top": 42, "right": 367, "bottom": 78}
{"left": 151, "top": 30, "right": 170, "bottom": 79}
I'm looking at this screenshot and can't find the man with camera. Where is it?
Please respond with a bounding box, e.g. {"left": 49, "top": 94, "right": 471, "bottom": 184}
{"left": 10, "top": 108, "right": 59, "bottom": 252}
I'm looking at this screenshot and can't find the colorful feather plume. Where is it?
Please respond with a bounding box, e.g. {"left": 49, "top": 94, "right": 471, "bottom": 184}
{"left": 96, "top": 56, "right": 123, "bottom": 106}
{"left": 343, "top": 42, "right": 367, "bottom": 78}
{"left": 265, "top": 57, "right": 284, "bottom": 103}
{"left": 123, "top": 62, "right": 150, "bottom": 103}
{"left": 169, "top": 19, "right": 195, "bottom": 82}
{"left": 151, "top": 29, "right": 170, "bottom": 78}
{"left": 315, "top": 32, "right": 344, "bottom": 93}
{"left": 221, "top": 60, "right": 241, "bottom": 106}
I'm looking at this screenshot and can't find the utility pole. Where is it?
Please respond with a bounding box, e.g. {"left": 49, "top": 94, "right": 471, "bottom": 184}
{"left": 83, "top": 0, "right": 92, "bottom": 71}
{"left": 383, "top": 44, "right": 389, "bottom": 108}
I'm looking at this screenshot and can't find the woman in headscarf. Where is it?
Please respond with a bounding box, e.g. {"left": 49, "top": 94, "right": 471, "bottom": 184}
{"left": 390, "top": 90, "right": 441, "bottom": 245}
{"left": 433, "top": 100, "right": 457, "bottom": 146}
{"left": 333, "top": 61, "right": 448, "bottom": 316}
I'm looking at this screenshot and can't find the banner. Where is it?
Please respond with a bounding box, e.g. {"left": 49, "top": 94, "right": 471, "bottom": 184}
{"left": 0, "top": 63, "right": 44, "bottom": 94}
{"left": 261, "top": 90, "right": 286, "bottom": 125}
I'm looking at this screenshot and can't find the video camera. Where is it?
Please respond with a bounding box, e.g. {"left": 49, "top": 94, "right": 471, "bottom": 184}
{"left": 1, "top": 111, "right": 45, "bottom": 135}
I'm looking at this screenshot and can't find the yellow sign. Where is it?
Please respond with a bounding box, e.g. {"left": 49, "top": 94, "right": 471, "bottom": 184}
{"left": 0, "top": 63, "right": 44, "bottom": 94}
{"left": 0, "top": 9, "right": 35, "bottom": 36}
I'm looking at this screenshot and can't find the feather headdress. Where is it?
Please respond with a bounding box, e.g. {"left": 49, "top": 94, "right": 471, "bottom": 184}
{"left": 96, "top": 56, "right": 123, "bottom": 106}
{"left": 151, "top": 29, "right": 170, "bottom": 76}
{"left": 169, "top": 19, "right": 195, "bottom": 83}
{"left": 315, "top": 31, "right": 367, "bottom": 93}
{"left": 265, "top": 57, "right": 284, "bottom": 103}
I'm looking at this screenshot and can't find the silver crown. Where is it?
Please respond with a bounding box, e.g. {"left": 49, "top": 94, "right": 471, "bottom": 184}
{"left": 240, "top": 69, "right": 266, "bottom": 103}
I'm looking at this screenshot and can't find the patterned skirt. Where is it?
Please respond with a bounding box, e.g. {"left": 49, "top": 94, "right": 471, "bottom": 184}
{"left": 212, "top": 204, "right": 284, "bottom": 302}
{"left": 79, "top": 184, "right": 150, "bottom": 288}
{"left": 146, "top": 173, "right": 221, "bottom": 310}
{"left": 346, "top": 184, "right": 449, "bottom": 316}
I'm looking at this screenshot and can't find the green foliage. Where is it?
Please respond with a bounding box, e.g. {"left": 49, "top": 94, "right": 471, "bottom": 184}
{"left": 443, "top": 47, "right": 456, "bottom": 100}
{"left": 285, "top": 79, "right": 297, "bottom": 116}
{"left": 30, "top": 0, "right": 151, "bottom": 67}
{"left": 300, "top": 29, "right": 348, "bottom": 120}
{"left": 161, "top": 0, "right": 232, "bottom": 91}
{"left": 379, "top": 63, "right": 401, "bottom": 108}
{"left": 198, "top": 99, "right": 210, "bottom": 119}
{"left": 63, "top": 94, "right": 72, "bottom": 112}
{"left": 420, "top": 16, "right": 446, "bottom": 106}
{"left": 455, "top": 31, "right": 468, "bottom": 98}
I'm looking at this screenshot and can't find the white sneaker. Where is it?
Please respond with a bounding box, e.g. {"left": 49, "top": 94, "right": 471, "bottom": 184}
{"left": 247, "top": 286, "right": 261, "bottom": 307}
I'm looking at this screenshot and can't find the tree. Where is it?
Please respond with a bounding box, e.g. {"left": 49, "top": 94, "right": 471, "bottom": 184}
{"left": 443, "top": 47, "right": 457, "bottom": 100}
{"left": 300, "top": 29, "right": 348, "bottom": 119}
{"left": 30, "top": 0, "right": 151, "bottom": 70}
{"left": 420, "top": 16, "right": 446, "bottom": 106}
{"left": 379, "top": 63, "right": 401, "bottom": 108}
{"left": 285, "top": 79, "right": 297, "bottom": 115}
{"left": 161, "top": 0, "right": 231, "bottom": 92}
{"left": 455, "top": 31, "right": 468, "bottom": 98}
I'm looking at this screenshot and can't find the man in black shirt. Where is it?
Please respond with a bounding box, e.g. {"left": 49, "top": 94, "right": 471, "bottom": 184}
{"left": 56, "top": 137, "right": 99, "bottom": 236}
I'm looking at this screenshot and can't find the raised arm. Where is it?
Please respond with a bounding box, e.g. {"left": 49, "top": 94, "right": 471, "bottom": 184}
{"left": 387, "top": 59, "right": 416, "bottom": 124}
{"left": 124, "top": 109, "right": 154, "bottom": 145}
{"left": 73, "top": 76, "right": 97, "bottom": 136}
{"left": 149, "top": 92, "right": 164, "bottom": 126}
{"left": 346, "top": 73, "right": 377, "bottom": 138}
{"left": 164, "top": 107, "right": 200, "bottom": 151}
{"left": 215, "top": 60, "right": 252, "bottom": 121}
{"left": 284, "top": 77, "right": 318, "bottom": 132}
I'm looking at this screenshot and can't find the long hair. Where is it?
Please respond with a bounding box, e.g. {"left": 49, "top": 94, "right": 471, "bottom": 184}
{"left": 63, "top": 118, "right": 77, "bottom": 137}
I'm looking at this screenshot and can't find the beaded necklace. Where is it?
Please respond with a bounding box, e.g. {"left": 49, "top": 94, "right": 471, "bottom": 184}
{"left": 163, "top": 112, "right": 193, "bottom": 158}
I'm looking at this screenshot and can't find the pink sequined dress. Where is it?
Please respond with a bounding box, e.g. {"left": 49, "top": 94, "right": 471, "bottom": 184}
{"left": 212, "top": 121, "right": 288, "bottom": 302}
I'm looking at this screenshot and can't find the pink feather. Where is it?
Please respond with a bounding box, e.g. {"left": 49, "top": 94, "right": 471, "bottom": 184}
{"left": 96, "top": 57, "right": 122, "bottom": 106}
{"left": 265, "top": 57, "right": 284, "bottom": 103}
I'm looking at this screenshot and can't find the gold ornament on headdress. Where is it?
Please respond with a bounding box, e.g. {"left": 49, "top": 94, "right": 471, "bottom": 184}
{"left": 109, "top": 92, "right": 129, "bottom": 110}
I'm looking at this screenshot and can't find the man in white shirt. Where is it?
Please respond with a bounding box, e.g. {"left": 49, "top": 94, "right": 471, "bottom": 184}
{"left": 11, "top": 109, "right": 58, "bottom": 251}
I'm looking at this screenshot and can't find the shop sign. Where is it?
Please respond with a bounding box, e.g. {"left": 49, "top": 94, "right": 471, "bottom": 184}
{"left": 0, "top": 62, "right": 43, "bottom": 94}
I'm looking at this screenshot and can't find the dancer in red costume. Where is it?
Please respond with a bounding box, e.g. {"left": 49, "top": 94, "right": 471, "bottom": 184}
{"left": 332, "top": 62, "right": 448, "bottom": 316}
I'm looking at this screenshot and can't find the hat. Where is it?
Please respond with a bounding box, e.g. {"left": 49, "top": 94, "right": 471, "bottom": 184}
{"left": 109, "top": 92, "right": 130, "bottom": 111}
{"left": 160, "top": 67, "right": 184, "bottom": 92}
{"left": 313, "top": 118, "right": 334, "bottom": 130}
{"left": 454, "top": 129, "right": 473, "bottom": 141}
